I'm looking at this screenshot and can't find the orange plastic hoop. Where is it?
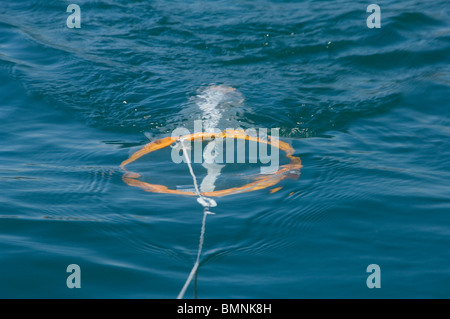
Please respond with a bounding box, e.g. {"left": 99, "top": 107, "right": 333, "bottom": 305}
{"left": 120, "top": 129, "right": 302, "bottom": 197}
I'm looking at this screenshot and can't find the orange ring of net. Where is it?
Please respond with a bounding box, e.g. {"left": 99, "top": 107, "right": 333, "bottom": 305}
{"left": 120, "top": 129, "right": 302, "bottom": 197}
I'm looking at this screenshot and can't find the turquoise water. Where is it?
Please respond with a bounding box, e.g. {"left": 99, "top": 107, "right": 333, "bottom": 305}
{"left": 1, "top": 0, "right": 450, "bottom": 298}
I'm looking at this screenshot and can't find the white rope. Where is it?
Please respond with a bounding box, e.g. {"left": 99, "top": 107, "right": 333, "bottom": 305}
{"left": 177, "top": 137, "right": 216, "bottom": 299}
{"left": 179, "top": 137, "right": 217, "bottom": 209}
{"left": 177, "top": 209, "right": 210, "bottom": 299}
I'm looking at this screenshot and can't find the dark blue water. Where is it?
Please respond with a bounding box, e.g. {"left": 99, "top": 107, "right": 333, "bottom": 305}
{"left": 1, "top": 0, "right": 449, "bottom": 298}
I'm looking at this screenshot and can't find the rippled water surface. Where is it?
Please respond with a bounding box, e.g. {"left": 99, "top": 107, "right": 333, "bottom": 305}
{"left": 1, "top": 0, "right": 449, "bottom": 298}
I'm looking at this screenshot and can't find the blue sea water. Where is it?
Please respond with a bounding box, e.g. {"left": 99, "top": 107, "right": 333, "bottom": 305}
{"left": 0, "top": 0, "right": 449, "bottom": 298}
